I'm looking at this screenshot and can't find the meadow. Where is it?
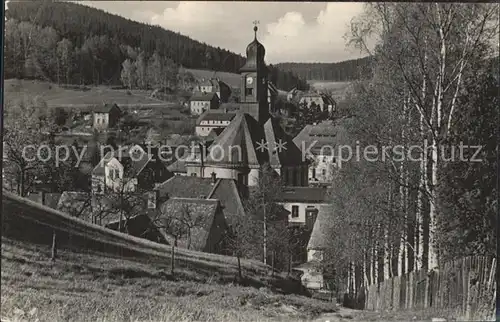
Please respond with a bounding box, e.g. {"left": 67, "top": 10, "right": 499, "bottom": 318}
{"left": 1, "top": 191, "right": 337, "bottom": 321}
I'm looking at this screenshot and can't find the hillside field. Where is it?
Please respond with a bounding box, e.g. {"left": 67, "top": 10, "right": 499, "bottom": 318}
{"left": 1, "top": 191, "right": 338, "bottom": 321}
{"left": 3, "top": 79, "right": 176, "bottom": 108}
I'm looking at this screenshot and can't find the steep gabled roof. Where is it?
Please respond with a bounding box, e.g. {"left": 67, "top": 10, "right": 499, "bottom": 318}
{"left": 93, "top": 103, "right": 120, "bottom": 113}
{"left": 26, "top": 192, "right": 62, "bottom": 210}
{"left": 57, "top": 191, "right": 92, "bottom": 220}
{"left": 204, "top": 112, "right": 268, "bottom": 166}
{"left": 156, "top": 176, "right": 246, "bottom": 226}
{"left": 92, "top": 145, "right": 152, "bottom": 177}
{"left": 166, "top": 159, "right": 187, "bottom": 173}
{"left": 293, "top": 120, "right": 348, "bottom": 157}
{"left": 207, "top": 178, "right": 246, "bottom": 226}
{"left": 276, "top": 187, "right": 329, "bottom": 203}
{"left": 157, "top": 176, "right": 216, "bottom": 199}
{"left": 157, "top": 198, "right": 223, "bottom": 251}
{"left": 191, "top": 92, "right": 217, "bottom": 101}
{"left": 308, "top": 204, "right": 334, "bottom": 250}
{"left": 263, "top": 117, "right": 305, "bottom": 167}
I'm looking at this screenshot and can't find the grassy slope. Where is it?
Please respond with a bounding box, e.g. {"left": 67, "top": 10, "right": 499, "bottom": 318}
{"left": 3, "top": 79, "right": 174, "bottom": 108}
{"left": 1, "top": 191, "right": 337, "bottom": 321}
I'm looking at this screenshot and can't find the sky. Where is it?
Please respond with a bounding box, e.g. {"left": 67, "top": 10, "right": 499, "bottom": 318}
{"left": 76, "top": 1, "right": 368, "bottom": 64}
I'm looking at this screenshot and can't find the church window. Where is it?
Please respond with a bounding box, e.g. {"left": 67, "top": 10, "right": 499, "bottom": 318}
{"left": 312, "top": 168, "right": 316, "bottom": 178}
{"left": 245, "top": 88, "right": 253, "bottom": 96}
{"left": 292, "top": 205, "right": 299, "bottom": 218}
{"left": 322, "top": 169, "right": 326, "bottom": 177}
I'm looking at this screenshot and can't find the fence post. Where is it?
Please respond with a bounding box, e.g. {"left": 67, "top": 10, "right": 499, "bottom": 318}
{"left": 51, "top": 230, "right": 57, "bottom": 262}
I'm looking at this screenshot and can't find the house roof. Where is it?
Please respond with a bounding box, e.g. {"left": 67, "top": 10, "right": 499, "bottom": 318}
{"left": 156, "top": 176, "right": 245, "bottom": 226}
{"left": 196, "top": 110, "right": 237, "bottom": 125}
{"left": 26, "top": 192, "right": 62, "bottom": 209}
{"left": 157, "top": 198, "right": 223, "bottom": 251}
{"left": 57, "top": 191, "right": 92, "bottom": 221}
{"left": 199, "top": 78, "right": 222, "bottom": 90}
{"left": 92, "top": 145, "right": 152, "bottom": 176}
{"left": 191, "top": 92, "right": 217, "bottom": 101}
{"left": 206, "top": 178, "right": 246, "bottom": 226}
{"left": 219, "top": 102, "right": 246, "bottom": 112}
{"left": 307, "top": 204, "right": 334, "bottom": 250}
{"left": 157, "top": 176, "right": 217, "bottom": 199}
{"left": 206, "top": 127, "right": 225, "bottom": 140}
{"left": 93, "top": 103, "right": 120, "bottom": 113}
{"left": 166, "top": 159, "right": 187, "bottom": 173}
{"left": 268, "top": 82, "right": 278, "bottom": 95}
{"left": 293, "top": 120, "right": 349, "bottom": 156}
{"left": 276, "top": 187, "right": 329, "bottom": 203}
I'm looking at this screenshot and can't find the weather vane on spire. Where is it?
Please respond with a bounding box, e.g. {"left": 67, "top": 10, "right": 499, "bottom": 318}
{"left": 252, "top": 20, "right": 260, "bottom": 38}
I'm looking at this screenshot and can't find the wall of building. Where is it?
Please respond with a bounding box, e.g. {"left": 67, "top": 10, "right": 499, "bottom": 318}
{"left": 279, "top": 202, "right": 327, "bottom": 226}
{"left": 195, "top": 120, "right": 231, "bottom": 137}
{"left": 308, "top": 249, "right": 324, "bottom": 262}
{"left": 190, "top": 101, "right": 210, "bottom": 115}
{"left": 93, "top": 112, "right": 109, "bottom": 130}
{"left": 310, "top": 155, "right": 336, "bottom": 183}
{"left": 297, "top": 267, "right": 324, "bottom": 290}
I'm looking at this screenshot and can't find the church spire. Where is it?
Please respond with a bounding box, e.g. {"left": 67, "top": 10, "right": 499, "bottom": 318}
{"left": 252, "top": 20, "right": 259, "bottom": 40}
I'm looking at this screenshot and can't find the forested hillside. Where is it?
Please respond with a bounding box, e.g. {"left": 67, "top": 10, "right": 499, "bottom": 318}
{"left": 276, "top": 57, "right": 373, "bottom": 81}
{"left": 5, "top": 0, "right": 308, "bottom": 91}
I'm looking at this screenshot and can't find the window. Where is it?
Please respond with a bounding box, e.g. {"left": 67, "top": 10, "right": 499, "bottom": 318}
{"left": 312, "top": 168, "right": 316, "bottom": 178}
{"left": 191, "top": 173, "right": 197, "bottom": 177}
{"left": 245, "top": 88, "right": 253, "bottom": 96}
{"left": 322, "top": 169, "right": 326, "bottom": 177}
{"left": 291, "top": 205, "right": 299, "bottom": 218}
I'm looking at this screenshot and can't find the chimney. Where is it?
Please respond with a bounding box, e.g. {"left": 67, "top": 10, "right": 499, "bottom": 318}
{"left": 211, "top": 172, "right": 217, "bottom": 185}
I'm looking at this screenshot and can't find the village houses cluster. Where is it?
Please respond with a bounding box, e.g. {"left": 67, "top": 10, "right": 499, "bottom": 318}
{"left": 24, "top": 26, "right": 341, "bottom": 290}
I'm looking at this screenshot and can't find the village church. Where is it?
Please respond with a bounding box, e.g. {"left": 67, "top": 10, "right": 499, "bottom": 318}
{"left": 184, "top": 26, "right": 309, "bottom": 187}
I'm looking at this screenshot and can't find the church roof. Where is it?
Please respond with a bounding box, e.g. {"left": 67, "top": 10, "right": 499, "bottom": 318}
{"left": 204, "top": 112, "right": 269, "bottom": 167}
{"left": 263, "top": 117, "right": 304, "bottom": 167}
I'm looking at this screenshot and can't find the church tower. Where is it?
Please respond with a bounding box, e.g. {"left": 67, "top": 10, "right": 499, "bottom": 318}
{"left": 239, "top": 25, "right": 269, "bottom": 124}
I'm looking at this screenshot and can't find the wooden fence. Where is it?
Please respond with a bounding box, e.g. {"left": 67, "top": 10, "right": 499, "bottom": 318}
{"left": 364, "top": 256, "right": 496, "bottom": 320}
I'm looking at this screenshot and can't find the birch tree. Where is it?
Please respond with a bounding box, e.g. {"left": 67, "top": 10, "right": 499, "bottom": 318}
{"left": 349, "top": 2, "right": 499, "bottom": 270}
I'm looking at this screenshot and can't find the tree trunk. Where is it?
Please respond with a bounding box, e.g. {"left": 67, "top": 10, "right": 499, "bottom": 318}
{"left": 237, "top": 255, "right": 242, "bottom": 282}
{"left": 171, "top": 244, "right": 175, "bottom": 276}
{"left": 263, "top": 204, "right": 267, "bottom": 265}
{"left": 271, "top": 250, "right": 275, "bottom": 277}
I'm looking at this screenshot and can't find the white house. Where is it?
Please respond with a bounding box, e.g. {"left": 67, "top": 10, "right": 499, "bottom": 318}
{"left": 299, "top": 92, "right": 336, "bottom": 114}
{"left": 195, "top": 110, "right": 236, "bottom": 137}
{"left": 275, "top": 186, "right": 329, "bottom": 229}
{"left": 91, "top": 145, "right": 169, "bottom": 194}
{"left": 293, "top": 120, "right": 348, "bottom": 186}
